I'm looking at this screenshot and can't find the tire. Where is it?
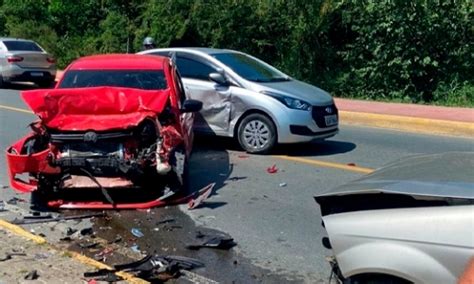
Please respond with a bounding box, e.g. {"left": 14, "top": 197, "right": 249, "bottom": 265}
{"left": 0, "top": 75, "right": 4, "bottom": 89}
{"left": 237, "top": 113, "right": 277, "bottom": 154}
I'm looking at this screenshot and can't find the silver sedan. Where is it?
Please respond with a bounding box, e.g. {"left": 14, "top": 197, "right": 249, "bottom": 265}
{"left": 0, "top": 38, "right": 56, "bottom": 88}
{"left": 140, "top": 48, "right": 338, "bottom": 153}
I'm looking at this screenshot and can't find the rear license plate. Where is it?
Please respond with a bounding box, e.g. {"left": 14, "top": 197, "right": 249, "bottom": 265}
{"left": 325, "top": 115, "right": 338, "bottom": 126}
{"left": 31, "top": 72, "right": 43, "bottom": 77}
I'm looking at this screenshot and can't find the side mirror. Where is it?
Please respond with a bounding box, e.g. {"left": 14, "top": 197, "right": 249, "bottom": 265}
{"left": 209, "top": 72, "right": 228, "bottom": 85}
{"left": 181, "top": 99, "right": 202, "bottom": 113}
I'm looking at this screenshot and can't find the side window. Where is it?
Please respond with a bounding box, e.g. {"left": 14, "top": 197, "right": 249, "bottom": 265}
{"left": 176, "top": 57, "right": 217, "bottom": 81}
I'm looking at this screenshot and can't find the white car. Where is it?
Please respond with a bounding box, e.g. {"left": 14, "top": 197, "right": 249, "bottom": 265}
{"left": 315, "top": 152, "right": 474, "bottom": 284}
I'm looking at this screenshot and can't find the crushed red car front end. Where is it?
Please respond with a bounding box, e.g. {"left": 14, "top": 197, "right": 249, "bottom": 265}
{"left": 6, "top": 87, "right": 188, "bottom": 209}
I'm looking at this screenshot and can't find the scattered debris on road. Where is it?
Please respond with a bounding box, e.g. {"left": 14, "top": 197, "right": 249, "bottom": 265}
{"left": 267, "top": 164, "right": 278, "bottom": 174}
{"left": 0, "top": 200, "right": 5, "bottom": 212}
{"left": 131, "top": 228, "right": 144, "bottom": 238}
{"left": 80, "top": 227, "right": 94, "bottom": 236}
{"left": 279, "top": 182, "right": 287, "bottom": 187}
{"left": 6, "top": 197, "right": 26, "bottom": 205}
{"left": 187, "top": 231, "right": 236, "bottom": 250}
{"left": 347, "top": 162, "right": 356, "bottom": 166}
{"left": 24, "top": 270, "right": 39, "bottom": 280}
{"left": 188, "top": 183, "right": 215, "bottom": 210}
{"left": 0, "top": 252, "right": 26, "bottom": 262}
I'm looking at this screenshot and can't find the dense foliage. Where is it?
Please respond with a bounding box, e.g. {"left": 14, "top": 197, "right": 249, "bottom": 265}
{"left": 1, "top": 0, "right": 472, "bottom": 106}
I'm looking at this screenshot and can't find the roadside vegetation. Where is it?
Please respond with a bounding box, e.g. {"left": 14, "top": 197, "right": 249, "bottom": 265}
{"left": 0, "top": 0, "right": 472, "bottom": 106}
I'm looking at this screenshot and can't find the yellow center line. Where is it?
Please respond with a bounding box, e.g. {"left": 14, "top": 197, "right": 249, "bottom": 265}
{"left": 0, "top": 104, "right": 33, "bottom": 114}
{"left": 272, "top": 155, "right": 374, "bottom": 174}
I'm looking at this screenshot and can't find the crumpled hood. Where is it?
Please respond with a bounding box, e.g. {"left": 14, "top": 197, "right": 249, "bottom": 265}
{"left": 22, "top": 87, "right": 169, "bottom": 131}
{"left": 256, "top": 79, "right": 334, "bottom": 105}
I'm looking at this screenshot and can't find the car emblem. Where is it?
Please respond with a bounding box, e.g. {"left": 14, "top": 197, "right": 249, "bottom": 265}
{"left": 84, "top": 131, "right": 98, "bottom": 143}
{"left": 325, "top": 107, "right": 333, "bottom": 114}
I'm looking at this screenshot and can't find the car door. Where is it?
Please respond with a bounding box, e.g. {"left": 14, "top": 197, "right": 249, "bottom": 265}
{"left": 170, "top": 65, "right": 194, "bottom": 156}
{"left": 174, "top": 53, "right": 232, "bottom": 135}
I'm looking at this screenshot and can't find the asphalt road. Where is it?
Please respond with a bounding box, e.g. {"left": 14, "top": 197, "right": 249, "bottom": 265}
{"left": 0, "top": 86, "right": 473, "bottom": 283}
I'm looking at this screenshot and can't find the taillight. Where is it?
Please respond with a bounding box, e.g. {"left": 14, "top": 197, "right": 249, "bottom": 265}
{"left": 46, "top": 57, "right": 56, "bottom": 64}
{"left": 7, "top": 56, "right": 23, "bottom": 63}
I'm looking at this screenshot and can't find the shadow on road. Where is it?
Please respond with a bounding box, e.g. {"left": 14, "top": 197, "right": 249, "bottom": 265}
{"left": 274, "top": 139, "right": 357, "bottom": 157}
{"left": 189, "top": 135, "right": 233, "bottom": 198}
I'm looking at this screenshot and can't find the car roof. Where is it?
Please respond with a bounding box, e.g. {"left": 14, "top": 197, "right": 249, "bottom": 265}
{"left": 142, "top": 47, "right": 237, "bottom": 55}
{"left": 0, "top": 37, "right": 35, "bottom": 42}
{"left": 316, "top": 152, "right": 474, "bottom": 200}
{"left": 67, "top": 54, "right": 168, "bottom": 70}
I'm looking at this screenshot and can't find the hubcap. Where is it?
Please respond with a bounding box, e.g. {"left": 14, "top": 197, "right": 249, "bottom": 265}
{"left": 243, "top": 120, "right": 270, "bottom": 149}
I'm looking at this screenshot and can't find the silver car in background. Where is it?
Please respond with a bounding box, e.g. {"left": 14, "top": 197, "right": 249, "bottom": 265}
{"left": 315, "top": 152, "right": 474, "bottom": 284}
{"left": 0, "top": 38, "right": 56, "bottom": 88}
{"left": 139, "top": 48, "right": 338, "bottom": 154}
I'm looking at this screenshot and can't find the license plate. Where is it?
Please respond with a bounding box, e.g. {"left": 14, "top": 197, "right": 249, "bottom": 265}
{"left": 31, "top": 72, "right": 43, "bottom": 77}
{"left": 325, "top": 115, "right": 338, "bottom": 126}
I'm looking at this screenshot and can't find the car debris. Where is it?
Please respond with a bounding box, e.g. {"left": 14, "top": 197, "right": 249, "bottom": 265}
{"left": 110, "top": 254, "right": 204, "bottom": 281}
{"left": 188, "top": 183, "right": 215, "bottom": 210}
{"left": 93, "top": 247, "right": 115, "bottom": 262}
{"left": 84, "top": 269, "right": 123, "bottom": 282}
{"left": 0, "top": 200, "right": 5, "bottom": 212}
{"left": 156, "top": 217, "right": 175, "bottom": 225}
{"left": 80, "top": 227, "right": 94, "bottom": 236}
{"left": 6, "top": 54, "right": 203, "bottom": 209}
{"left": 11, "top": 212, "right": 105, "bottom": 225}
{"left": 79, "top": 241, "right": 100, "bottom": 249}
{"left": 279, "top": 182, "right": 287, "bottom": 187}
{"left": 107, "top": 235, "right": 122, "bottom": 244}
{"left": 228, "top": 176, "right": 247, "bottom": 181}
{"left": 0, "top": 252, "right": 26, "bottom": 262}
{"left": 130, "top": 244, "right": 141, "bottom": 254}
{"left": 6, "top": 197, "right": 26, "bottom": 205}
{"left": 23, "top": 212, "right": 53, "bottom": 220}
{"left": 266, "top": 164, "right": 278, "bottom": 174}
{"left": 24, "top": 270, "right": 39, "bottom": 280}
{"left": 187, "top": 232, "right": 236, "bottom": 250}
{"left": 131, "top": 228, "right": 145, "bottom": 238}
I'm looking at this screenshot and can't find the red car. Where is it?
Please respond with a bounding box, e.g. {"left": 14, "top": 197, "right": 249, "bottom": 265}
{"left": 6, "top": 54, "right": 202, "bottom": 209}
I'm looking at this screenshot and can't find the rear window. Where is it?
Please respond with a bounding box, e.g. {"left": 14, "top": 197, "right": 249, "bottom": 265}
{"left": 59, "top": 70, "right": 168, "bottom": 90}
{"left": 3, "top": 41, "right": 43, "bottom": 52}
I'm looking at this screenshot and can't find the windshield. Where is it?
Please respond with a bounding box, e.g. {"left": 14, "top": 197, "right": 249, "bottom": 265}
{"left": 59, "top": 70, "right": 168, "bottom": 90}
{"left": 212, "top": 52, "right": 289, "bottom": 82}
{"left": 3, "top": 40, "right": 43, "bottom": 52}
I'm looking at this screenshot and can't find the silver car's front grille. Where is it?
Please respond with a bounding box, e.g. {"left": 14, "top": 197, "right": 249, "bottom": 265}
{"left": 311, "top": 104, "right": 338, "bottom": 128}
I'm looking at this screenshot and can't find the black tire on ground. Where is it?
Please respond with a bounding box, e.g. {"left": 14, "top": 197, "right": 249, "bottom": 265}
{"left": 0, "top": 75, "right": 4, "bottom": 88}
{"left": 30, "top": 188, "right": 49, "bottom": 211}
{"left": 237, "top": 113, "right": 277, "bottom": 154}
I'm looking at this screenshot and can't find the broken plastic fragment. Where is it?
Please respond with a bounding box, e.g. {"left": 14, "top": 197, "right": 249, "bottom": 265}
{"left": 187, "top": 232, "right": 236, "bottom": 250}
{"left": 24, "top": 270, "right": 39, "bottom": 280}
{"left": 279, "top": 182, "right": 287, "bottom": 187}
{"left": 131, "top": 228, "right": 144, "bottom": 238}
{"left": 187, "top": 183, "right": 215, "bottom": 210}
{"left": 347, "top": 163, "right": 356, "bottom": 167}
{"left": 130, "top": 244, "right": 141, "bottom": 253}
{"left": 267, "top": 164, "right": 278, "bottom": 174}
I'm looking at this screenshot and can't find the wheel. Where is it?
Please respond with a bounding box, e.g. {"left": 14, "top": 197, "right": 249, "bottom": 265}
{"left": 0, "top": 74, "right": 4, "bottom": 88}
{"left": 237, "top": 113, "right": 277, "bottom": 154}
